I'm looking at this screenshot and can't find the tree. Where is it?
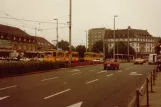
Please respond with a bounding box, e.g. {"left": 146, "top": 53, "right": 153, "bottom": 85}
{"left": 109, "top": 41, "right": 136, "bottom": 57}
{"left": 154, "top": 38, "right": 161, "bottom": 54}
{"left": 57, "top": 40, "right": 69, "bottom": 51}
{"left": 91, "top": 40, "right": 103, "bottom": 53}
{"left": 75, "top": 45, "right": 86, "bottom": 58}
{"left": 57, "top": 40, "right": 75, "bottom": 51}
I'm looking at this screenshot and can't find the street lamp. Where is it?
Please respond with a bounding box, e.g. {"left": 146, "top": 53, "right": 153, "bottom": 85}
{"left": 54, "top": 19, "right": 59, "bottom": 50}
{"left": 113, "top": 15, "right": 118, "bottom": 59}
{"left": 85, "top": 31, "right": 88, "bottom": 52}
{"left": 127, "top": 26, "right": 131, "bottom": 61}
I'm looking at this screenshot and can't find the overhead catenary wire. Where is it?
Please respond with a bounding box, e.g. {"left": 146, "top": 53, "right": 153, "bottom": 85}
{"left": 0, "top": 16, "right": 68, "bottom": 25}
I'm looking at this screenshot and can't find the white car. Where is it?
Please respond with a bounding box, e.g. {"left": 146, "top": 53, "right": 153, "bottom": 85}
{"left": 20, "top": 58, "right": 30, "bottom": 62}
{"left": 93, "top": 59, "right": 100, "bottom": 62}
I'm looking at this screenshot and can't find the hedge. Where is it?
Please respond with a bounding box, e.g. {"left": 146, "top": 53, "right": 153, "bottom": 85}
{"left": 0, "top": 61, "right": 69, "bottom": 77}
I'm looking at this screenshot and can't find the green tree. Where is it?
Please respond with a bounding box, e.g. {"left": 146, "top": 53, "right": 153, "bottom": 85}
{"left": 154, "top": 38, "right": 161, "bottom": 54}
{"left": 57, "top": 40, "right": 75, "bottom": 51}
{"left": 91, "top": 40, "right": 103, "bottom": 53}
{"left": 57, "top": 40, "right": 69, "bottom": 51}
{"left": 109, "top": 41, "right": 136, "bottom": 56}
{"left": 75, "top": 45, "right": 86, "bottom": 58}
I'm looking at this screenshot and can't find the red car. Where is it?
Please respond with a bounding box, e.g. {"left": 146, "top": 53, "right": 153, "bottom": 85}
{"left": 104, "top": 59, "right": 119, "bottom": 70}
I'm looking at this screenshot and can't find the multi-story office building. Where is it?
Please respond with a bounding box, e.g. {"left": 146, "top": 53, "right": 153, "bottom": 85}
{"left": 88, "top": 26, "right": 160, "bottom": 57}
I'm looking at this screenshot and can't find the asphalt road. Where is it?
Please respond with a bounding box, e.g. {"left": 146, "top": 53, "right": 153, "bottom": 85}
{"left": 0, "top": 63, "right": 156, "bottom": 107}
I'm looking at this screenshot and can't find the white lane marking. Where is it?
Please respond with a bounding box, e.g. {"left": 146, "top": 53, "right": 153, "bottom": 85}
{"left": 69, "top": 69, "right": 80, "bottom": 72}
{"left": 89, "top": 69, "right": 96, "bottom": 71}
{"left": 0, "top": 96, "right": 10, "bottom": 101}
{"left": 125, "top": 68, "right": 130, "bottom": 70}
{"left": 97, "top": 70, "right": 106, "bottom": 74}
{"left": 118, "top": 70, "right": 122, "bottom": 72}
{"left": 130, "top": 74, "right": 143, "bottom": 76}
{"left": 0, "top": 85, "right": 17, "bottom": 91}
{"left": 130, "top": 72, "right": 142, "bottom": 76}
{"left": 70, "top": 72, "right": 82, "bottom": 76}
{"left": 106, "top": 74, "right": 114, "bottom": 77}
{"left": 86, "top": 79, "right": 99, "bottom": 84}
{"left": 68, "top": 102, "right": 83, "bottom": 107}
{"left": 41, "top": 77, "right": 59, "bottom": 81}
{"left": 44, "top": 89, "right": 71, "bottom": 100}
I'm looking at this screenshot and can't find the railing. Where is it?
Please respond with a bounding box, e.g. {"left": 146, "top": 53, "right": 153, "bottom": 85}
{"left": 129, "top": 68, "right": 158, "bottom": 107}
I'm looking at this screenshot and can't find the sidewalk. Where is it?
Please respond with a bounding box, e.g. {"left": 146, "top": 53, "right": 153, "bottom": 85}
{"left": 141, "top": 72, "right": 161, "bottom": 107}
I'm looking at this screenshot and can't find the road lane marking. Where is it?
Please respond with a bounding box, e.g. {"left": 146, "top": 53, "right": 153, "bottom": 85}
{"left": 70, "top": 72, "right": 82, "bottom": 76}
{"left": 86, "top": 79, "right": 99, "bottom": 84}
{"left": 0, "top": 96, "right": 10, "bottom": 101}
{"left": 69, "top": 69, "right": 80, "bottom": 72}
{"left": 44, "top": 89, "right": 71, "bottom": 100}
{"left": 68, "top": 102, "right": 83, "bottom": 107}
{"left": 118, "top": 70, "right": 122, "bottom": 72}
{"left": 41, "top": 77, "right": 59, "bottom": 81}
{"left": 89, "top": 69, "right": 96, "bottom": 71}
{"left": 106, "top": 74, "right": 114, "bottom": 77}
{"left": 125, "top": 68, "right": 130, "bottom": 70}
{"left": 130, "top": 72, "right": 142, "bottom": 76}
{"left": 0, "top": 85, "right": 17, "bottom": 91}
{"left": 97, "top": 70, "right": 106, "bottom": 74}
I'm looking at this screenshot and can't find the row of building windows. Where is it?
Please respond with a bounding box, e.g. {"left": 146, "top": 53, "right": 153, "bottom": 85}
{"left": 37, "top": 42, "right": 51, "bottom": 46}
{"left": 13, "top": 44, "right": 36, "bottom": 51}
{"left": 0, "top": 35, "right": 51, "bottom": 47}
{"left": 1, "top": 35, "right": 35, "bottom": 43}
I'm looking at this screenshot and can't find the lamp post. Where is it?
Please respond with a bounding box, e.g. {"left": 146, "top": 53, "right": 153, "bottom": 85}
{"left": 113, "top": 15, "right": 118, "bottom": 59}
{"left": 54, "top": 19, "right": 59, "bottom": 50}
{"left": 127, "top": 26, "right": 131, "bottom": 61}
{"left": 85, "top": 31, "right": 88, "bottom": 52}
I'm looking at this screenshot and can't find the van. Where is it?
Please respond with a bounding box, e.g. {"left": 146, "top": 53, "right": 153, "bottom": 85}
{"left": 148, "top": 54, "right": 157, "bottom": 65}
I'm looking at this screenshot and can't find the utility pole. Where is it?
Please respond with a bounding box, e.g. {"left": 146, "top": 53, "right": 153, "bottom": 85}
{"left": 113, "top": 15, "right": 118, "bottom": 59}
{"left": 54, "top": 19, "right": 59, "bottom": 50}
{"left": 69, "top": 0, "right": 72, "bottom": 64}
{"left": 103, "top": 28, "right": 106, "bottom": 60}
{"left": 127, "top": 26, "right": 131, "bottom": 61}
{"left": 85, "top": 31, "right": 88, "bottom": 52}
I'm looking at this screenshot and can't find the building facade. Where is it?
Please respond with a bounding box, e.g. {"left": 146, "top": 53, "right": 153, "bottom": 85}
{"left": 88, "top": 27, "right": 160, "bottom": 57}
{"left": 0, "top": 24, "right": 54, "bottom": 57}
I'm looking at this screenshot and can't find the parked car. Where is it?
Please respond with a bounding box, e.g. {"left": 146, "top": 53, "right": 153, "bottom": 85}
{"left": 133, "top": 58, "right": 144, "bottom": 65}
{"left": 104, "top": 59, "right": 119, "bottom": 70}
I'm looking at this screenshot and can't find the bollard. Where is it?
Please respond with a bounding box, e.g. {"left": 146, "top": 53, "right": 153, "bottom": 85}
{"left": 146, "top": 78, "right": 149, "bottom": 106}
{"left": 151, "top": 72, "right": 153, "bottom": 93}
{"left": 136, "top": 89, "right": 140, "bottom": 107}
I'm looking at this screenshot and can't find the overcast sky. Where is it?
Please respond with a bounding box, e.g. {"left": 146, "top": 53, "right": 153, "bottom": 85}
{"left": 0, "top": 0, "right": 161, "bottom": 46}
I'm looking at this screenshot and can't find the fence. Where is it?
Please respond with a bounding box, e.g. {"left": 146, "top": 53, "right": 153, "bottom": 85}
{"left": 129, "top": 68, "right": 158, "bottom": 107}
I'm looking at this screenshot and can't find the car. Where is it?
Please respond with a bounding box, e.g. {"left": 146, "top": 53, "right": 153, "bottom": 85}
{"left": 104, "top": 59, "right": 119, "bottom": 70}
{"left": 133, "top": 58, "right": 144, "bottom": 65}
{"left": 93, "top": 59, "right": 100, "bottom": 62}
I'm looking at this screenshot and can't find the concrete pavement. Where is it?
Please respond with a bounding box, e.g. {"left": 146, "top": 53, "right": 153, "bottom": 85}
{"left": 0, "top": 63, "right": 155, "bottom": 107}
